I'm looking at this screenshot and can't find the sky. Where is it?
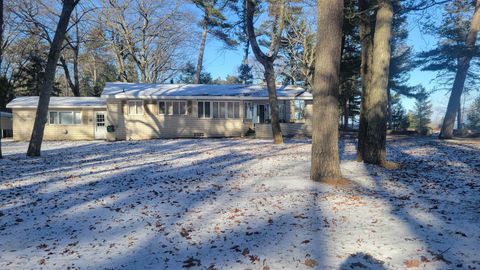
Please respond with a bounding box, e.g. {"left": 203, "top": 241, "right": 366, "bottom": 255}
{"left": 194, "top": 4, "right": 477, "bottom": 126}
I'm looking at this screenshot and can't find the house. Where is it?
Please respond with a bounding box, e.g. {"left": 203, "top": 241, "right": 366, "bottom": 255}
{"left": 1, "top": 111, "right": 13, "bottom": 138}
{"left": 7, "top": 83, "right": 313, "bottom": 141}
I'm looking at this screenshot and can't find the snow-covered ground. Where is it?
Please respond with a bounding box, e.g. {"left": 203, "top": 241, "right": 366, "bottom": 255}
{"left": 0, "top": 137, "right": 479, "bottom": 269}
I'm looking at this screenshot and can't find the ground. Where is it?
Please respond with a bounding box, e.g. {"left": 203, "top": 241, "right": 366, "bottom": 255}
{"left": 0, "top": 137, "right": 479, "bottom": 270}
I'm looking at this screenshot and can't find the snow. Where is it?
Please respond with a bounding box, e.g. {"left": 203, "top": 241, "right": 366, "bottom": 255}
{"left": 102, "top": 82, "right": 312, "bottom": 100}
{"left": 0, "top": 137, "right": 479, "bottom": 269}
{"left": 6, "top": 97, "right": 106, "bottom": 109}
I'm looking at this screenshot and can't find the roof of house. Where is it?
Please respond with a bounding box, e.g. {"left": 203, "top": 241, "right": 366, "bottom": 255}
{"left": 101, "top": 83, "right": 312, "bottom": 100}
{"left": 6, "top": 97, "right": 107, "bottom": 109}
{"left": 0, "top": 111, "right": 12, "bottom": 117}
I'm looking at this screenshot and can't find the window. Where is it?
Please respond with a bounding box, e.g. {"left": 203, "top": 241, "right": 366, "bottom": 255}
{"left": 158, "top": 101, "right": 187, "bottom": 115}
{"left": 244, "top": 102, "right": 253, "bottom": 119}
{"left": 213, "top": 102, "right": 220, "bottom": 118}
{"left": 158, "top": 101, "right": 166, "bottom": 114}
{"left": 128, "top": 100, "right": 143, "bottom": 115}
{"left": 210, "top": 101, "right": 241, "bottom": 119}
{"left": 198, "top": 101, "right": 211, "bottom": 118}
{"left": 48, "top": 111, "right": 82, "bottom": 125}
{"left": 294, "top": 100, "right": 305, "bottom": 120}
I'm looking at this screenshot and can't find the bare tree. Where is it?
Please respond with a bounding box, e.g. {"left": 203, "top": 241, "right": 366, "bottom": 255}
{"left": 439, "top": 0, "right": 480, "bottom": 139}
{"left": 101, "top": 0, "right": 193, "bottom": 83}
{"left": 27, "top": 0, "right": 79, "bottom": 157}
{"left": 245, "top": 0, "right": 285, "bottom": 144}
{"left": 311, "top": 0, "right": 343, "bottom": 182}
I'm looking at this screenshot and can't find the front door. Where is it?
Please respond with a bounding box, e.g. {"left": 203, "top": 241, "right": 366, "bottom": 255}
{"left": 95, "top": 112, "right": 107, "bottom": 140}
{"left": 258, "top": 104, "right": 265, "bottom": 123}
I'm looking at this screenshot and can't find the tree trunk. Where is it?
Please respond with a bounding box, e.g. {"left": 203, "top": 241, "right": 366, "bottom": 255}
{"left": 245, "top": 0, "right": 283, "bottom": 144}
{"left": 27, "top": 0, "right": 78, "bottom": 157}
{"left": 357, "top": 0, "right": 374, "bottom": 162}
{"left": 361, "top": 0, "right": 394, "bottom": 165}
{"left": 387, "top": 88, "right": 392, "bottom": 130}
{"left": 264, "top": 62, "right": 283, "bottom": 144}
{"left": 311, "top": 0, "right": 343, "bottom": 182}
{"left": 60, "top": 55, "right": 80, "bottom": 96}
{"left": 457, "top": 102, "right": 463, "bottom": 131}
{"left": 0, "top": 0, "right": 3, "bottom": 159}
{"left": 440, "top": 0, "right": 480, "bottom": 139}
{"left": 195, "top": 23, "right": 208, "bottom": 84}
{"left": 343, "top": 99, "right": 349, "bottom": 130}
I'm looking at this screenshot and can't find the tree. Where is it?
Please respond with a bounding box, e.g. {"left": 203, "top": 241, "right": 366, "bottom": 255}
{"left": 237, "top": 63, "right": 253, "bottom": 84}
{"left": 177, "top": 61, "right": 212, "bottom": 84}
{"left": 339, "top": 0, "right": 361, "bottom": 130}
{"left": 101, "top": 0, "right": 192, "bottom": 84}
{"left": 311, "top": 0, "right": 343, "bottom": 182}
{"left": 278, "top": 5, "right": 316, "bottom": 88}
{"left": 0, "top": 0, "right": 3, "bottom": 159}
{"left": 467, "top": 96, "right": 480, "bottom": 131}
{"left": 387, "top": 4, "right": 416, "bottom": 129}
{"left": 27, "top": 0, "right": 79, "bottom": 157}
{"left": 245, "top": 0, "right": 286, "bottom": 144}
{"left": 390, "top": 93, "right": 409, "bottom": 131}
{"left": 417, "top": 0, "right": 480, "bottom": 139}
{"left": 192, "top": 0, "right": 237, "bottom": 84}
{"left": 357, "top": 0, "right": 395, "bottom": 166}
{"left": 413, "top": 87, "right": 433, "bottom": 135}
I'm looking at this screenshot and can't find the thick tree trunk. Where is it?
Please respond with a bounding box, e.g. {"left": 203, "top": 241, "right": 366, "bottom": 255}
{"left": 357, "top": 0, "right": 374, "bottom": 162}
{"left": 27, "top": 0, "right": 78, "bottom": 157}
{"left": 195, "top": 23, "right": 208, "bottom": 84}
{"left": 440, "top": 0, "right": 480, "bottom": 139}
{"left": 311, "top": 0, "right": 344, "bottom": 182}
{"left": 245, "top": 0, "right": 283, "bottom": 144}
{"left": 361, "top": 0, "right": 394, "bottom": 165}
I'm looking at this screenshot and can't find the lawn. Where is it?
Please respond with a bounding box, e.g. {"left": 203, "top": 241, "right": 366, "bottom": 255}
{"left": 0, "top": 137, "right": 479, "bottom": 269}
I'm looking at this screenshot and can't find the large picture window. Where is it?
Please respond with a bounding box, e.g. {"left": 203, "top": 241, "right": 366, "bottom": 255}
{"left": 159, "top": 101, "right": 187, "bottom": 115}
{"left": 128, "top": 100, "right": 144, "bottom": 115}
{"left": 49, "top": 111, "right": 82, "bottom": 125}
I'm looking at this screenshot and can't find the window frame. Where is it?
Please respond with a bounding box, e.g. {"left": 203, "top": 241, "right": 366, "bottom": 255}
{"left": 197, "top": 101, "right": 212, "bottom": 119}
{"left": 128, "top": 100, "right": 144, "bottom": 115}
{"left": 48, "top": 111, "right": 82, "bottom": 125}
{"left": 158, "top": 100, "right": 187, "bottom": 116}
{"left": 294, "top": 100, "right": 305, "bottom": 120}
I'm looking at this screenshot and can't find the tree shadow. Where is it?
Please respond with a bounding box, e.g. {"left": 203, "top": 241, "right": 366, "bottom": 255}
{"left": 353, "top": 136, "right": 480, "bottom": 268}
{"left": 0, "top": 138, "right": 327, "bottom": 269}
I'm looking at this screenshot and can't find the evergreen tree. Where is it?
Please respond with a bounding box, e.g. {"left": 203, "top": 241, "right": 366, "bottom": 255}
{"left": 413, "top": 87, "right": 433, "bottom": 135}
{"left": 237, "top": 63, "right": 253, "bottom": 84}
{"left": 467, "top": 96, "right": 480, "bottom": 131}
{"left": 339, "top": 0, "right": 361, "bottom": 130}
{"left": 416, "top": 0, "right": 480, "bottom": 138}
{"left": 192, "top": 0, "right": 237, "bottom": 84}
{"left": 177, "top": 62, "right": 212, "bottom": 84}
{"left": 390, "top": 93, "right": 409, "bottom": 131}
{"left": 13, "top": 50, "right": 61, "bottom": 96}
